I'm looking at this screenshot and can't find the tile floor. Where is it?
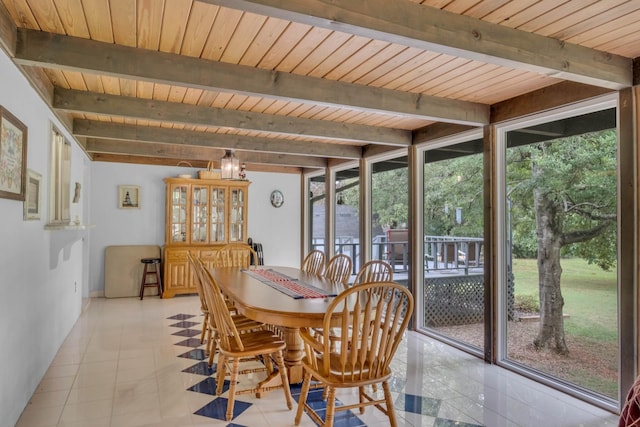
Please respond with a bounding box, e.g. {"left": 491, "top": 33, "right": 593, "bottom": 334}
{"left": 16, "top": 296, "right": 620, "bottom": 427}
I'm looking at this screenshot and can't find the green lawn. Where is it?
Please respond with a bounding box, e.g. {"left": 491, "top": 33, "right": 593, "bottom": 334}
{"left": 512, "top": 258, "right": 617, "bottom": 341}
{"left": 511, "top": 257, "right": 618, "bottom": 398}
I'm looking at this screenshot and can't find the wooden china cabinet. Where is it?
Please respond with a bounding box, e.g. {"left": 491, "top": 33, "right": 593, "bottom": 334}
{"left": 162, "top": 177, "right": 250, "bottom": 298}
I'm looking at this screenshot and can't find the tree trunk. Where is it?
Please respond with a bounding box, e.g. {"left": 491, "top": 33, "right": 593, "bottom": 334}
{"left": 532, "top": 178, "right": 569, "bottom": 354}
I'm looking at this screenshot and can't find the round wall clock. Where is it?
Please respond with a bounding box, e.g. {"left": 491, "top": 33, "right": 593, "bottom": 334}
{"left": 270, "top": 190, "right": 284, "bottom": 208}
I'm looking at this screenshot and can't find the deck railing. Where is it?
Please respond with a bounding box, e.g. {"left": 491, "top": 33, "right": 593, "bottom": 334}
{"left": 312, "top": 234, "right": 497, "bottom": 327}
{"left": 313, "top": 233, "right": 484, "bottom": 275}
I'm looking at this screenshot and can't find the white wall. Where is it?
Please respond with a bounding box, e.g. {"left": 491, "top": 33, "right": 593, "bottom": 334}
{"left": 245, "top": 170, "right": 301, "bottom": 267}
{"left": 89, "top": 164, "right": 301, "bottom": 295}
{"left": 0, "top": 50, "right": 88, "bottom": 426}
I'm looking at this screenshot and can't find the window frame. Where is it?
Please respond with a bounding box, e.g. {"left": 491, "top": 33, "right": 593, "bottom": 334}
{"left": 48, "top": 124, "right": 71, "bottom": 225}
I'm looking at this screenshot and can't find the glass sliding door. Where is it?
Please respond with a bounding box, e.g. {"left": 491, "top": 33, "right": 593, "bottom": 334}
{"left": 334, "top": 166, "right": 359, "bottom": 276}
{"left": 500, "top": 103, "right": 619, "bottom": 403}
{"left": 421, "top": 137, "right": 485, "bottom": 352}
{"left": 308, "top": 174, "right": 326, "bottom": 254}
{"left": 370, "top": 156, "right": 408, "bottom": 281}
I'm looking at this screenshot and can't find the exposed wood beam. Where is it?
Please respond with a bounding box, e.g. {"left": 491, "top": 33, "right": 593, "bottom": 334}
{"left": 73, "top": 119, "right": 361, "bottom": 159}
{"left": 491, "top": 81, "right": 613, "bottom": 124}
{"left": 19, "top": 65, "right": 55, "bottom": 105}
{"left": 0, "top": 0, "right": 16, "bottom": 56}
{"left": 200, "top": 0, "right": 632, "bottom": 90}
{"left": 14, "top": 28, "right": 488, "bottom": 126}
{"left": 362, "top": 145, "right": 406, "bottom": 158}
{"left": 412, "top": 123, "right": 477, "bottom": 145}
{"left": 85, "top": 138, "right": 327, "bottom": 168}
{"left": 54, "top": 88, "right": 409, "bottom": 146}
{"left": 633, "top": 57, "right": 640, "bottom": 86}
{"left": 91, "top": 153, "right": 302, "bottom": 173}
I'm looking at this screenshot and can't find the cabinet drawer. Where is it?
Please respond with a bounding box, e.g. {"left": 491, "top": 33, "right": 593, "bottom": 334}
{"left": 199, "top": 249, "right": 219, "bottom": 261}
{"left": 165, "top": 250, "right": 188, "bottom": 262}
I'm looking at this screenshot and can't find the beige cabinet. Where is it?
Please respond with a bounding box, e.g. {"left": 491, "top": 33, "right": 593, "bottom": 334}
{"left": 162, "top": 177, "right": 250, "bottom": 297}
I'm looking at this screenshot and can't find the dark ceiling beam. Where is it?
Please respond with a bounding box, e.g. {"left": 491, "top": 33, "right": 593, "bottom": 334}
{"left": 633, "top": 57, "right": 640, "bottom": 86}
{"left": 412, "top": 123, "right": 477, "bottom": 145}
{"left": 362, "top": 144, "right": 405, "bottom": 158}
{"left": 491, "top": 81, "right": 613, "bottom": 124}
{"left": 200, "top": 0, "right": 632, "bottom": 90}
{"left": 91, "top": 153, "right": 303, "bottom": 173}
{"left": 14, "top": 28, "right": 488, "bottom": 126}
{"left": 73, "top": 119, "right": 361, "bottom": 159}
{"left": 54, "top": 88, "right": 410, "bottom": 146}
{"left": 0, "top": 1, "right": 16, "bottom": 56}
{"left": 85, "top": 138, "right": 327, "bottom": 168}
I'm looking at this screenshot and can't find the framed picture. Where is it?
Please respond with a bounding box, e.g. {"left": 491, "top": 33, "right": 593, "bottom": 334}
{"left": 0, "top": 106, "right": 28, "bottom": 201}
{"left": 23, "top": 169, "right": 42, "bottom": 220}
{"left": 118, "top": 185, "right": 140, "bottom": 209}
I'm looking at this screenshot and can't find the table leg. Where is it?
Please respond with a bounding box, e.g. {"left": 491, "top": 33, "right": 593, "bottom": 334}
{"left": 281, "top": 326, "right": 304, "bottom": 384}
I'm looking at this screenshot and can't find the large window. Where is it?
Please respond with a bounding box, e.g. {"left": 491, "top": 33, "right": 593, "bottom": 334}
{"left": 308, "top": 174, "right": 326, "bottom": 254}
{"left": 420, "top": 136, "right": 485, "bottom": 353}
{"left": 498, "top": 100, "right": 620, "bottom": 405}
{"left": 334, "top": 166, "right": 359, "bottom": 274}
{"left": 370, "top": 156, "right": 408, "bottom": 278}
{"left": 302, "top": 95, "right": 631, "bottom": 410}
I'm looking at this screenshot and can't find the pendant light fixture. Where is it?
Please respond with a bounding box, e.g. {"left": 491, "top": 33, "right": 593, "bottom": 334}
{"left": 220, "top": 149, "right": 240, "bottom": 179}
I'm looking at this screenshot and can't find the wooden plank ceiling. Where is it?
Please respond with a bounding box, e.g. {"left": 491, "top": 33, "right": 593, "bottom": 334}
{"left": 0, "top": 0, "right": 637, "bottom": 173}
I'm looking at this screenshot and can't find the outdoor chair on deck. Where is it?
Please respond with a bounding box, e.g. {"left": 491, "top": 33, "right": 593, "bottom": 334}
{"left": 302, "top": 250, "right": 326, "bottom": 275}
{"left": 323, "top": 253, "right": 352, "bottom": 287}
{"left": 200, "top": 265, "right": 293, "bottom": 421}
{"left": 294, "top": 281, "right": 414, "bottom": 427}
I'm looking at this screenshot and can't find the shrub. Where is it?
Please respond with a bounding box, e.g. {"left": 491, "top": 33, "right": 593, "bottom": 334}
{"left": 515, "top": 294, "right": 539, "bottom": 313}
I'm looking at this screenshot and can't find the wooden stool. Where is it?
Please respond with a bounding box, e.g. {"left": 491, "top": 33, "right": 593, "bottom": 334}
{"left": 140, "top": 258, "right": 162, "bottom": 300}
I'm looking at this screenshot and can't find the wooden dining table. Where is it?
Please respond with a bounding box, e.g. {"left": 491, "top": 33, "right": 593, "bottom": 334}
{"left": 209, "top": 265, "right": 346, "bottom": 384}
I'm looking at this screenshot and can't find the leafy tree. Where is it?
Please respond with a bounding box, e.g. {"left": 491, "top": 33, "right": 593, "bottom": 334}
{"left": 371, "top": 168, "right": 408, "bottom": 229}
{"left": 423, "top": 153, "right": 484, "bottom": 238}
{"left": 507, "top": 130, "right": 617, "bottom": 354}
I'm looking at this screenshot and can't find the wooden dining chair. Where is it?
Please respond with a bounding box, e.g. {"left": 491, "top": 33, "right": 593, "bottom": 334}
{"left": 200, "top": 265, "right": 293, "bottom": 421}
{"left": 189, "top": 253, "right": 264, "bottom": 366}
{"left": 313, "top": 253, "right": 353, "bottom": 349}
{"left": 294, "top": 281, "right": 414, "bottom": 427}
{"left": 352, "top": 259, "right": 393, "bottom": 286}
{"left": 346, "top": 259, "right": 395, "bottom": 394}
{"left": 323, "top": 253, "right": 352, "bottom": 286}
{"left": 301, "top": 250, "right": 325, "bottom": 275}
{"left": 215, "top": 242, "right": 259, "bottom": 268}
{"left": 186, "top": 252, "right": 212, "bottom": 348}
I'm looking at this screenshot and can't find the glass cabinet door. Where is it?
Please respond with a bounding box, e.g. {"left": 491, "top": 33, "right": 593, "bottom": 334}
{"left": 210, "top": 187, "right": 225, "bottom": 242}
{"left": 192, "top": 186, "right": 208, "bottom": 243}
{"left": 230, "top": 187, "right": 245, "bottom": 242}
{"left": 170, "top": 185, "right": 188, "bottom": 243}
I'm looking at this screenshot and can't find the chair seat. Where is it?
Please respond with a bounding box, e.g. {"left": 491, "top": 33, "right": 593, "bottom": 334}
{"left": 231, "top": 314, "right": 265, "bottom": 332}
{"left": 303, "top": 355, "right": 392, "bottom": 387}
{"left": 221, "top": 329, "right": 286, "bottom": 356}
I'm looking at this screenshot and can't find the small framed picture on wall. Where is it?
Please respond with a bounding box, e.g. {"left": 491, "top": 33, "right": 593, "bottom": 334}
{"left": 118, "top": 185, "right": 140, "bottom": 209}
{"left": 23, "top": 169, "right": 42, "bottom": 220}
